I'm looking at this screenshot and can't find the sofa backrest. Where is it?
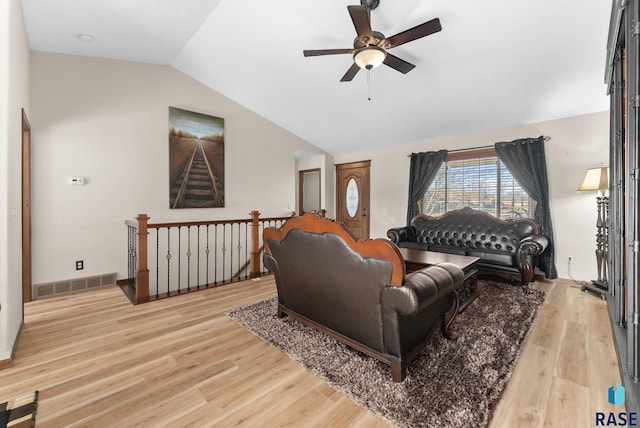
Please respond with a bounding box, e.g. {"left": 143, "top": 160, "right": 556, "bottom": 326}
{"left": 264, "top": 213, "right": 405, "bottom": 285}
{"left": 411, "top": 207, "right": 541, "bottom": 254}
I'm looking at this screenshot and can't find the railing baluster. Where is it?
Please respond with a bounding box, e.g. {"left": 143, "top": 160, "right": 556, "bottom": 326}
{"left": 166, "top": 227, "right": 171, "bottom": 295}
{"left": 178, "top": 227, "right": 182, "bottom": 293}
{"left": 259, "top": 219, "right": 267, "bottom": 275}
{"left": 206, "top": 225, "right": 210, "bottom": 287}
{"left": 244, "top": 222, "right": 248, "bottom": 279}
{"left": 222, "top": 225, "right": 227, "bottom": 284}
{"left": 230, "top": 223, "right": 234, "bottom": 283}
{"left": 214, "top": 224, "right": 218, "bottom": 285}
{"left": 197, "top": 225, "right": 201, "bottom": 290}
{"left": 187, "top": 226, "right": 192, "bottom": 291}
{"left": 155, "top": 229, "right": 160, "bottom": 299}
{"left": 235, "top": 223, "right": 240, "bottom": 279}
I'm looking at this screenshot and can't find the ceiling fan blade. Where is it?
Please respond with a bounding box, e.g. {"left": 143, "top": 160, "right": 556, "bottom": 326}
{"left": 347, "top": 5, "right": 373, "bottom": 41}
{"left": 383, "top": 53, "right": 415, "bottom": 74}
{"left": 340, "top": 63, "right": 361, "bottom": 82}
{"left": 386, "top": 18, "right": 442, "bottom": 49}
{"left": 304, "top": 49, "right": 355, "bottom": 57}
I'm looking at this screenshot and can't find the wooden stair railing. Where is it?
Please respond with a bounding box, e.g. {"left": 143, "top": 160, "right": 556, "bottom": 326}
{"left": 124, "top": 210, "right": 295, "bottom": 304}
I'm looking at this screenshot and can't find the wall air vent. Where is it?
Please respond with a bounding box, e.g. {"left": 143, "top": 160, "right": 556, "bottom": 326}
{"left": 34, "top": 273, "right": 116, "bottom": 299}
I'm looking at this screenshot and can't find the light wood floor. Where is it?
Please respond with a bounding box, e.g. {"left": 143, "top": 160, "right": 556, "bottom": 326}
{"left": 0, "top": 276, "right": 621, "bottom": 427}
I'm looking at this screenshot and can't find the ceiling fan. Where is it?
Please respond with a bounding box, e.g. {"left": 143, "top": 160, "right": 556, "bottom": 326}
{"left": 303, "top": 0, "right": 442, "bottom": 82}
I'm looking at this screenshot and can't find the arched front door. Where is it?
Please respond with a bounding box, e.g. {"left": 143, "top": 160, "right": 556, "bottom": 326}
{"left": 335, "top": 160, "right": 370, "bottom": 240}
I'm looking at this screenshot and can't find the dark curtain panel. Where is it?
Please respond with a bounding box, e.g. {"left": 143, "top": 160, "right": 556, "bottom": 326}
{"left": 406, "top": 150, "right": 447, "bottom": 225}
{"left": 495, "top": 136, "right": 557, "bottom": 278}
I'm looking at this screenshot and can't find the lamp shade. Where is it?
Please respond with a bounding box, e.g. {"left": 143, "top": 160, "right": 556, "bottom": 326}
{"left": 353, "top": 46, "right": 387, "bottom": 70}
{"left": 578, "top": 167, "right": 609, "bottom": 191}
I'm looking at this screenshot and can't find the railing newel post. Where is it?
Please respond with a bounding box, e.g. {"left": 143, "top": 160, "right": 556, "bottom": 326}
{"left": 250, "top": 210, "right": 261, "bottom": 278}
{"left": 136, "top": 214, "right": 150, "bottom": 304}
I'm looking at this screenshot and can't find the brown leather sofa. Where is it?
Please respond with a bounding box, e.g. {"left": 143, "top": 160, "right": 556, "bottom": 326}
{"left": 387, "top": 207, "right": 548, "bottom": 289}
{"left": 263, "top": 213, "right": 464, "bottom": 382}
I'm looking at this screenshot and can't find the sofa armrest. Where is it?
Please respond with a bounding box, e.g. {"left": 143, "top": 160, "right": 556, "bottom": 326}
{"left": 519, "top": 234, "right": 549, "bottom": 256}
{"left": 382, "top": 262, "right": 464, "bottom": 316}
{"left": 387, "top": 226, "right": 416, "bottom": 245}
{"left": 515, "top": 234, "right": 549, "bottom": 284}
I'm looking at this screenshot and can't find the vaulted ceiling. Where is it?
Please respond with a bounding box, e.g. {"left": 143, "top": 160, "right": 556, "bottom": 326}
{"left": 21, "top": 0, "right": 612, "bottom": 154}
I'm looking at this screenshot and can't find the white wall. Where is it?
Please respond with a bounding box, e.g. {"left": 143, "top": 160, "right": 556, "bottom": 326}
{"left": 334, "top": 111, "right": 610, "bottom": 282}
{"left": 30, "top": 52, "right": 325, "bottom": 286}
{"left": 0, "top": 0, "right": 30, "bottom": 361}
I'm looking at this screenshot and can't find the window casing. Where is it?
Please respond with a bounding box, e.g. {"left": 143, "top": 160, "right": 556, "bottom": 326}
{"left": 420, "top": 148, "right": 535, "bottom": 220}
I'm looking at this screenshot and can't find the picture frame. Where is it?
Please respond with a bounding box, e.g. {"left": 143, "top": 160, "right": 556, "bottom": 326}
{"left": 168, "top": 107, "right": 225, "bottom": 208}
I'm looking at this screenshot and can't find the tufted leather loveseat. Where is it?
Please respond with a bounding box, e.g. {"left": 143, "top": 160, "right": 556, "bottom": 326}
{"left": 387, "top": 207, "right": 548, "bottom": 289}
{"left": 263, "top": 212, "right": 465, "bottom": 382}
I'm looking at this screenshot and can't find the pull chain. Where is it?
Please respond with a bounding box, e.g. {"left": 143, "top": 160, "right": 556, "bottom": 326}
{"left": 367, "top": 68, "right": 372, "bottom": 101}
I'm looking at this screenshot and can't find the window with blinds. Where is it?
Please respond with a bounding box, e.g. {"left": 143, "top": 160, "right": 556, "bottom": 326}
{"left": 420, "top": 149, "right": 534, "bottom": 220}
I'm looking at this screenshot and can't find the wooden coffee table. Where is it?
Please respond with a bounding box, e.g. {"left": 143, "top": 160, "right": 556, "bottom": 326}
{"left": 398, "top": 247, "right": 480, "bottom": 312}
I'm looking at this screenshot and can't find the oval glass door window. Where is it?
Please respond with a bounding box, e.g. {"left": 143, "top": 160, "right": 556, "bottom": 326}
{"left": 346, "top": 178, "right": 359, "bottom": 218}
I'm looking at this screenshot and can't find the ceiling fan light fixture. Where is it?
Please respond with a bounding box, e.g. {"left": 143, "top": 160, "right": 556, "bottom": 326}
{"left": 353, "top": 46, "right": 386, "bottom": 70}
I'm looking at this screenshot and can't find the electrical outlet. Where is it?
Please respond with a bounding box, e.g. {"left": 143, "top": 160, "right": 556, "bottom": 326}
{"left": 76, "top": 260, "right": 84, "bottom": 270}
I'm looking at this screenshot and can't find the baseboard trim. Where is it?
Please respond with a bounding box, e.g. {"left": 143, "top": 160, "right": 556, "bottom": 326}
{"left": 0, "top": 320, "right": 24, "bottom": 370}
{"left": 0, "top": 358, "right": 12, "bottom": 370}
{"left": 533, "top": 273, "right": 548, "bottom": 282}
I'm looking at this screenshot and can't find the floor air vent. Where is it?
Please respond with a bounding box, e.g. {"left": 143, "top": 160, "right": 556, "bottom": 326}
{"left": 34, "top": 273, "right": 117, "bottom": 299}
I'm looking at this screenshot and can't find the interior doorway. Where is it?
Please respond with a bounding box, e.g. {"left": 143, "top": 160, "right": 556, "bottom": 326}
{"left": 298, "top": 168, "right": 321, "bottom": 215}
{"left": 335, "top": 160, "right": 370, "bottom": 240}
{"left": 22, "top": 109, "right": 32, "bottom": 303}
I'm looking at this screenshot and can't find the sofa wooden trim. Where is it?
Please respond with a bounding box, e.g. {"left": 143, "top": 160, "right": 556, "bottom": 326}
{"left": 264, "top": 212, "right": 406, "bottom": 286}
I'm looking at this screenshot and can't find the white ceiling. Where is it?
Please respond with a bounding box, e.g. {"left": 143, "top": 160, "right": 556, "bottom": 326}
{"left": 21, "top": 0, "right": 612, "bottom": 155}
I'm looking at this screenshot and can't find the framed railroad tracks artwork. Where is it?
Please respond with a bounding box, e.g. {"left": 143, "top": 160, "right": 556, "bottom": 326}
{"left": 168, "top": 107, "right": 225, "bottom": 208}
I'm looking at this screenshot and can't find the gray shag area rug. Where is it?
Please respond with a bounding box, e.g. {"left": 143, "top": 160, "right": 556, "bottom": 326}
{"left": 227, "top": 280, "right": 545, "bottom": 428}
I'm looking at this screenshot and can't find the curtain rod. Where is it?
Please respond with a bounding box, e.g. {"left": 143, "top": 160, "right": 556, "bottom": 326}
{"left": 407, "top": 136, "right": 551, "bottom": 157}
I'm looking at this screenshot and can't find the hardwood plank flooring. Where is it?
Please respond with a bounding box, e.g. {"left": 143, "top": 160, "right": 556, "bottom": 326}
{"left": 0, "top": 276, "right": 621, "bottom": 427}
{"left": 490, "top": 279, "right": 624, "bottom": 427}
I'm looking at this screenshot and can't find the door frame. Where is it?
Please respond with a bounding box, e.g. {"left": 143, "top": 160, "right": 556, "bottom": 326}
{"left": 22, "top": 109, "right": 32, "bottom": 304}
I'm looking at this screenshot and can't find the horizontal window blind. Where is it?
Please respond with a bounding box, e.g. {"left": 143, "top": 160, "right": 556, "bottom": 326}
{"left": 421, "top": 153, "right": 533, "bottom": 220}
